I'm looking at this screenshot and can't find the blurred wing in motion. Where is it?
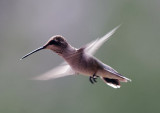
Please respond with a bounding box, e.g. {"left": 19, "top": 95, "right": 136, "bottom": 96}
{"left": 33, "top": 62, "right": 75, "bottom": 80}
{"left": 84, "top": 25, "right": 121, "bottom": 55}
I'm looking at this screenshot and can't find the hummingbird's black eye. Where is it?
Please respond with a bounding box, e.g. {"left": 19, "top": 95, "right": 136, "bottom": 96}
{"left": 49, "top": 40, "right": 61, "bottom": 46}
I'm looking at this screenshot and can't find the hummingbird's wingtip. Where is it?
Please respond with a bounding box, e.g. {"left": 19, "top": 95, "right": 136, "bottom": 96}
{"left": 114, "top": 24, "right": 121, "bottom": 31}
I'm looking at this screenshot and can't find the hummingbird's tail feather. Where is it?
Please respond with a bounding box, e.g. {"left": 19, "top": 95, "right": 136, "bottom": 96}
{"left": 102, "top": 63, "right": 131, "bottom": 83}
{"left": 101, "top": 77, "right": 120, "bottom": 88}
{"left": 100, "top": 74, "right": 131, "bottom": 88}
{"left": 109, "top": 72, "right": 131, "bottom": 83}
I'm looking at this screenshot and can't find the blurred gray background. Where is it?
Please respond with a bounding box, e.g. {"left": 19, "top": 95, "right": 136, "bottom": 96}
{"left": 0, "top": 0, "right": 160, "bottom": 113}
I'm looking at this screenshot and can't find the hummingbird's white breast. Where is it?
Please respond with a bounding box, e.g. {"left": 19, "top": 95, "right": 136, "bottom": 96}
{"left": 62, "top": 48, "right": 99, "bottom": 76}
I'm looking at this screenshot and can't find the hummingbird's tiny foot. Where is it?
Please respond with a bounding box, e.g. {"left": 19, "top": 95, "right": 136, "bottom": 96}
{"left": 89, "top": 76, "right": 94, "bottom": 84}
{"left": 93, "top": 78, "right": 97, "bottom": 83}
{"left": 93, "top": 74, "right": 99, "bottom": 78}
{"left": 89, "top": 74, "right": 99, "bottom": 84}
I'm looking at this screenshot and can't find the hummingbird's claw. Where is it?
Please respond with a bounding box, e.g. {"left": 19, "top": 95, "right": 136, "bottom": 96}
{"left": 89, "top": 74, "right": 99, "bottom": 84}
{"left": 93, "top": 77, "right": 97, "bottom": 83}
{"left": 89, "top": 77, "right": 94, "bottom": 84}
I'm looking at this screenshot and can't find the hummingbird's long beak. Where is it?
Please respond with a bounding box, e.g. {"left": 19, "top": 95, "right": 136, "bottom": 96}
{"left": 20, "top": 46, "right": 45, "bottom": 60}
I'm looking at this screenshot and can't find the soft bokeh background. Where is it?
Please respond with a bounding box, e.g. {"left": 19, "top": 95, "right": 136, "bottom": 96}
{"left": 0, "top": 0, "right": 160, "bottom": 113}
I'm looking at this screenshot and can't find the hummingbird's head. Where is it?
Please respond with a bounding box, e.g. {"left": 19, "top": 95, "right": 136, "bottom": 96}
{"left": 45, "top": 35, "right": 68, "bottom": 52}
{"left": 20, "top": 35, "right": 69, "bottom": 60}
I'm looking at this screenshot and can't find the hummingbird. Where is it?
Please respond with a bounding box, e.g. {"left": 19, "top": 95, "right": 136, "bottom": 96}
{"left": 21, "top": 25, "right": 131, "bottom": 88}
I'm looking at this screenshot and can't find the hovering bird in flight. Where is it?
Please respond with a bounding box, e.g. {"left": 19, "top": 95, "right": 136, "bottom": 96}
{"left": 21, "top": 25, "right": 131, "bottom": 88}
